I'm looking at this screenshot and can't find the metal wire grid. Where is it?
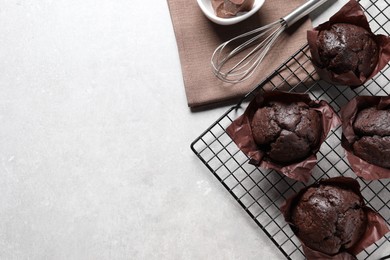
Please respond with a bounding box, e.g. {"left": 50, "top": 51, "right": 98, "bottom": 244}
{"left": 190, "top": 0, "right": 390, "bottom": 259}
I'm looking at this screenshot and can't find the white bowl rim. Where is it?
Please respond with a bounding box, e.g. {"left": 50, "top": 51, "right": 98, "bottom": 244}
{"left": 196, "top": 0, "right": 266, "bottom": 25}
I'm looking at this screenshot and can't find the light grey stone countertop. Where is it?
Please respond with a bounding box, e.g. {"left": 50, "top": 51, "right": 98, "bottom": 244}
{"left": 0, "top": 0, "right": 347, "bottom": 259}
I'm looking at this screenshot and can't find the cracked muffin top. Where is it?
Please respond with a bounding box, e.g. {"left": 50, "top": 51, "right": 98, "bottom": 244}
{"left": 353, "top": 107, "right": 390, "bottom": 136}
{"left": 315, "top": 23, "right": 378, "bottom": 79}
{"left": 291, "top": 184, "right": 367, "bottom": 255}
{"left": 250, "top": 101, "right": 322, "bottom": 164}
{"left": 351, "top": 106, "right": 390, "bottom": 168}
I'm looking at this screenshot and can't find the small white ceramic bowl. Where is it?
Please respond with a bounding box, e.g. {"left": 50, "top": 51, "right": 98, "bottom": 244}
{"left": 197, "top": 0, "right": 265, "bottom": 25}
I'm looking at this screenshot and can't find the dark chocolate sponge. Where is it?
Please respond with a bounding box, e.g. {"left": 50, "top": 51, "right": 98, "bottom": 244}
{"left": 250, "top": 101, "right": 322, "bottom": 164}
{"left": 352, "top": 107, "right": 390, "bottom": 168}
{"left": 316, "top": 23, "right": 378, "bottom": 78}
{"left": 353, "top": 136, "right": 390, "bottom": 168}
{"left": 292, "top": 184, "right": 367, "bottom": 255}
{"left": 353, "top": 107, "right": 390, "bottom": 136}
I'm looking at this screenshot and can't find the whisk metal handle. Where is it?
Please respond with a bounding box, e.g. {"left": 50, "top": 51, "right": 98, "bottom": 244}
{"left": 282, "top": 0, "right": 330, "bottom": 27}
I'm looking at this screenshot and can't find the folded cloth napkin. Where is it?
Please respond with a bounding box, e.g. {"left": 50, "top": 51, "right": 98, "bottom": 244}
{"left": 167, "top": 0, "right": 313, "bottom": 108}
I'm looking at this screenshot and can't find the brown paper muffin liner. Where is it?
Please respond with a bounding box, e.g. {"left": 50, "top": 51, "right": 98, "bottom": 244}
{"left": 340, "top": 96, "right": 390, "bottom": 180}
{"left": 281, "top": 177, "right": 390, "bottom": 260}
{"left": 307, "top": 0, "right": 390, "bottom": 87}
{"left": 226, "top": 91, "right": 340, "bottom": 182}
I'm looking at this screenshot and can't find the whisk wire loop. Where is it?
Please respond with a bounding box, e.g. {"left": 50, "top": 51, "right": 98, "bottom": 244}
{"left": 211, "top": 20, "right": 286, "bottom": 83}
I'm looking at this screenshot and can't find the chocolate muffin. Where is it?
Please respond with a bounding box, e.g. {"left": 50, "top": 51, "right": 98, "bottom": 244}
{"left": 250, "top": 101, "right": 322, "bottom": 164}
{"left": 291, "top": 184, "right": 367, "bottom": 255}
{"left": 352, "top": 107, "right": 390, "bottom": 168}
{"left": 315, "top": 23, "right": 378, "bottom": 79}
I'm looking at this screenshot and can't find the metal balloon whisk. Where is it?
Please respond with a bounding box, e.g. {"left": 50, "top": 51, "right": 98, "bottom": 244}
{"left": 211, "top": 0, "right": 330, "bottom": 83}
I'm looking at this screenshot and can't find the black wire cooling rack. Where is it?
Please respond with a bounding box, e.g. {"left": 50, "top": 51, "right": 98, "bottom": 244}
{"left": 191, "top": 0, "right": 390, "bottom": 259}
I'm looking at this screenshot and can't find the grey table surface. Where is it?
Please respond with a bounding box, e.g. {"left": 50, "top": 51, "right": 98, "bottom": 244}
{"left": 0, "top": 0, "right": 347, "bottom": 259}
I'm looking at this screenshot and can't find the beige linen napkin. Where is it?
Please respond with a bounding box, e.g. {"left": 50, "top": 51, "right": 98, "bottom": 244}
{"left": 167, "top": 0, "right": 312, "bottom": 108}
